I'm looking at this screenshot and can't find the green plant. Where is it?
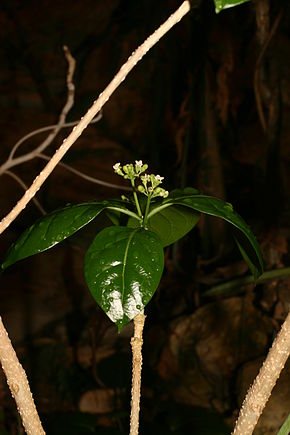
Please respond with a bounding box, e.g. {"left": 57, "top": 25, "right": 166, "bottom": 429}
{"left": 2, "top": 161, "right": 263, "bottom": 331}
{"left": 2, "top": 161, "right": 263, "bottom": 434}
{"left": 2, "top": 1, "right": 283, "bottom": 434}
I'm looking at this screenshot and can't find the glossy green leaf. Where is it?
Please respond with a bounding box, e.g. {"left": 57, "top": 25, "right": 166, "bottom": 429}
{"left": 159, "top": 190, "right": 263, "bottom": 280}
{"left": 2, "top": 203, "right": 107, "bottom": 269}
{"left": 128, "top": 204, "right": 200, "bottom": 247}
{"left": 2, "top": 200, "right": 139, "bottom": 270}
{"left": 214, "top": 0, "right": 250, "bottom": 13}
{"left": 84, "top": 226, "right": 164, "bottom": 331}
{"left": 146, "top": 204, "right": 200, "bottom": 247}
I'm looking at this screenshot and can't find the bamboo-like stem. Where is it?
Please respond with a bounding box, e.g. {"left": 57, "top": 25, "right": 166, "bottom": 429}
{"left": 4, "top": 171, "right": 46, "bottom": 215}
{"left": 0, "top": 316, "right": 45, "bottom": 434}
{"left": 232, "top": 310, "right": 290, "bottom": 435}
{"left": 0, "top": 0, "right": 191, "bottom": 236}
{"left": 130, "top": 313, "right": 146, "bottom": 435}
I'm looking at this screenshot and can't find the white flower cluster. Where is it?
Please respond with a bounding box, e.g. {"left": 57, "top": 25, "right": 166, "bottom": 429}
{"left": 113, "top": 161, "right": 168, "bottom": 199}
{"left": 138, "top": 173, "right": 168, "bottom": 198}
{"left": 113, "top": 161, "right": 148, "bottom": 180}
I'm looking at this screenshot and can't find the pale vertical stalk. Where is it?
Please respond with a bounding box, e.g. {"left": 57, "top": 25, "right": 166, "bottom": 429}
{"left": 0, "top": 316, "right": 45, "bottom": 434}
{"left": 0, "top": 1, "right": 191, "bottom": 236}
{"left": 130, "top": 313, "right": 146, "bottom": 435}
{"left": 233, "top": 311, "right": 290, "bottom": 435}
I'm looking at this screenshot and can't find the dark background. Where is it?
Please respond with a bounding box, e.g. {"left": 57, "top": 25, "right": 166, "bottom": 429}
{"left": 0, "top": 0, "right": 289, "bottom": 433}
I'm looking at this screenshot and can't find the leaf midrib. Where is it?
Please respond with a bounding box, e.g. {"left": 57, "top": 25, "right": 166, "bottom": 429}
{"left": 121, "top": 228, "right": 139, "bottom": 304}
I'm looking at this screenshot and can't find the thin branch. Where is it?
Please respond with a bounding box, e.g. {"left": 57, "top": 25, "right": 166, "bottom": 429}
{"left": 0, "top": 1, "right": 191, "bottom": 235}
{"left": 4, "top": 171, "right": 46, "bottom": 215}
{"left": 2, "top": 113, "right": 102, "bottom": 171}
{"left": 130, "top": 313, "right": 146, "bottom": 435}
{"left": 232, "top": 310, "right": 290, "bottom": 435}
{"left": 254, "top": 10, "right": 283, "bottom": 133}
{"left": 37, "top": 153, "right": 131, "bottom": 191}
{"left": 1, "top": 45, "right": 76, "bottom": 174}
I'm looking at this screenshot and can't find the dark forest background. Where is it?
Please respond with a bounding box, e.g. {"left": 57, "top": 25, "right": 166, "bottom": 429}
{"left": 0, "top": 1, "right": 289, "bottom": 434}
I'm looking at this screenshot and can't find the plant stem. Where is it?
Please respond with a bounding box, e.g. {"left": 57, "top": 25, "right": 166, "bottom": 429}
{"left": 143, "top": 195, "right": 152, "bottom": 228}
{"left": 131, "top": 180, "right": 143, "bottom": 219}
{"left": 0, "top": 316, "right": 45, "bottom": 434}
{"left": 130, "top": 312, "right": 146, "bottom": 435}
{"left": 133, "top": 191, "right": 143, "bottom": 219}
{"left": 106, "top": 206, "right": 142, "bottom": 221}
{"left": 232, "top": 310, "right": 290, "bottom": 435}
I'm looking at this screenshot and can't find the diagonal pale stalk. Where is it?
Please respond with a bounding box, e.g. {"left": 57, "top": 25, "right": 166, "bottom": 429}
{"left": 0, "top": 316, "right": 45, "bottom": 434}
{"left": 0, "top": 1, "right": 191, "bottom": 236}
{"left": 233, "top": 310, "right": 290, "bottom": 435}
{"left": 130, "top": 313, "right": 146, "bottom": 435}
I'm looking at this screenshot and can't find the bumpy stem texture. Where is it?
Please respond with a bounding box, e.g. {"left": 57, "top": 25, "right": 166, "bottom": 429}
{"left": 0, "top": 316, "right": 45, "bottom": 434}
{"left": 233, "top": 310, "right": 290, "bottom": 435}
{"left": 130, "top": 313, "right": 146, "bottom": 435}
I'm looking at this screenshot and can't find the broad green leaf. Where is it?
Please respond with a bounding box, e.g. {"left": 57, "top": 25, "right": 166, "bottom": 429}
{"left": 277, "top": 414, "right": 290, "bottom": 435}
{"left": 214, "top": 0, "right": 250, "bottom": 14}
{"left": 2, "top": 200, "right": 139, "bottom": 270}
{"left": 148, "top": 205, "right": 199, "bottom": 246}
{"left": 128, "top": 204, "right": 200, "bottom": 247}
{"left": 160, "top": 191, "right": 263, "bottom": 280}
{"left": 2, "top": 202, "right": 107, "bottom": 269}
{"left": 84, "top": 226, "right": 164, "bottom": 331}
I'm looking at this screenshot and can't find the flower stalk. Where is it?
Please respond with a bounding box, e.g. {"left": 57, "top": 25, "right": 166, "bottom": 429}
{"left": 113, "top": 160, "right": 169, "bottom": 228}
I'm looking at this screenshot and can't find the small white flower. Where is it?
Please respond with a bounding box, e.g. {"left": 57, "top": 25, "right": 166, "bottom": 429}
{"left": 141, "top": 174, "right": 150, "bottom": 182}
{"left": 113, "top": 163, "right": 121, "bottom": 171}
{"left": 135, "top": 160, "right": 143, "bottom": 168}
{"left": 155, "top": 175, "right": 164, "bottom": 182}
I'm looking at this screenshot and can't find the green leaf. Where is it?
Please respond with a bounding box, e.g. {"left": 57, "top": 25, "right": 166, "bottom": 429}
{"left": 161, "top": 191, "right": 263, "bottom": 280}
{"left": 145, "top": 205, "right": 200, "bottom": 247}
{"left": 2, "top": 202, "right": 108, "bottom": 269}
{"left": 128, "top": 204, "right": 200, "bottom": 247}
{"left": 2, "top": 199, "right": 139, "bottom": 270}
{"left": 213, "top": 0, "right": 250, "bottom": 14}
{"left": 84, "top": 226, "right": 164, "bottom": 331}
{"left": 277, "top": 414, "right": 290, "bottom": 435}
